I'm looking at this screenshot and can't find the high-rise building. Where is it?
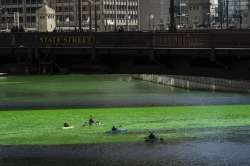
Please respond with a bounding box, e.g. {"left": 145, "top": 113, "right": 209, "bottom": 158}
{"left": 48, "top": 0, "right": 78, "bottom": 30}
{"left": 210, "top": 0, "right": 218, "bottom": 25}
{"left": 0, "top": 0, "right": 43, "bottom": 29}
{"left": 218, "top": 0, "right": 249, "bottom": 28}
{"left": 175, "top": 0, "right": 188, "bottom": 28}
{"left": 81, "top": 0, "right": 139, "bottom": 31}
{"left": 0, "top": 0, "right": 78, "bottom": 30}
{"left": 187, "top": 0, "right": 211, "bottom": 28}
{"left": 0, "top": 0, "right": 139, "bottom": 31}
{"left": 139, "top": 0, "right": 190, "bottom": 31}
{"left": 139, "top": 0, "right": 170, "bottom": 31}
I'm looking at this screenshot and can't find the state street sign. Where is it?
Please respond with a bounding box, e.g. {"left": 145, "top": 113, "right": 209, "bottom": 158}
{"left": 39, "top": 33, "right": 95, "bottom": 47}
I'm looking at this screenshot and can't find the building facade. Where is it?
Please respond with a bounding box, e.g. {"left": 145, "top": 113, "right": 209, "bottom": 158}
{"left": 0, "top": 0, "right": 139, "bottom": 31}
{"left": 81, "top": 0, "right": 139, "bottom": 31}
{"left": 187, "top": 0, "right": 211, "bottom": 28}
{"left": 218, "top": 0, "right": 249, "bottom": 28}
{"left": 175, "top": 0, "right": 188, "bottom": 29}
{"left": 0, "top": 0, "right": 43, "bottom": 30}
{"left": 139, "top": 0, "right": 170, "bottom": 31}
{"left": 139, "top": 0, "right": 190, "bottom": 31}
{"left": 48, "top": 0, "right": 78, "bottom": 30}
{"left": 248, "top": 0, "right": 250, "bottom": 27}
{"left": 0, "top": 0, "right": 78, "bottom": 30}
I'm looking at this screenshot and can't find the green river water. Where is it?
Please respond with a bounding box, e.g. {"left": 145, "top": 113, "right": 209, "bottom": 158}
{"left": 0, "top": 74, "right": 250, "bottom": 108}
{"left": 1, "top": 75, "right": 250, "bottom": 166}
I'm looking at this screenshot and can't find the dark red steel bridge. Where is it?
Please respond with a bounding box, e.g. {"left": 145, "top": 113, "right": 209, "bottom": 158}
{"left": 0, "top": 31, "right": 250, "bottom": 79}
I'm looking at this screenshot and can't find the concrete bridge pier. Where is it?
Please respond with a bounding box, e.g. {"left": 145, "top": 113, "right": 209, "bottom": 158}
{"left": 210, "top": 48, "right": 216, "bottom": 62}
{"left": 24, "top": 48, "right": 34, "bottom": 74}
{"left": 148, "top": 50, "right": 167, "bottom": 70}
{"left": 91, "top": 47, "right": 97, "bottom": 62}
{"left": 148, "top": 50, "right": 155, "bottom": 62}
{"left": 38, "top": 49, "right": 56, "bottom": 74}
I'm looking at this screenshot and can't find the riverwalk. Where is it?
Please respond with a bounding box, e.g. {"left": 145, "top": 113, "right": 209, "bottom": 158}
{"left": 133, "top": 74, "right": 250, "bottom": 93}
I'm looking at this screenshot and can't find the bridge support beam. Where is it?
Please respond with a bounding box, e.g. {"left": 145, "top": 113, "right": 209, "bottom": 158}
{"left": 25, "top": 48, "right": 34, "bottom": 74}
{"left": 210, "top": 48, "right": 216, "bottom": 62}
{"left": 37, "top": 49, "right": 56, "bottom": 74}
{"left": 91, "top": 47, "right": 97, "bottom": 62}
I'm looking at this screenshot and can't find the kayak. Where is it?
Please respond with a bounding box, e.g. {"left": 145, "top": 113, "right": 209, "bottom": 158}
{"left": 62, "top": 126, "right": 74, "bottom": 129}
{"left": 106, "top": 128, "right": 128, "bottom": 134}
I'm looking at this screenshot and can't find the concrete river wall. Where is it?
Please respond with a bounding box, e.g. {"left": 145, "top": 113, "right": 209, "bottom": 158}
{"left": 133, "top": 74, "right": 250, "bottom": 93}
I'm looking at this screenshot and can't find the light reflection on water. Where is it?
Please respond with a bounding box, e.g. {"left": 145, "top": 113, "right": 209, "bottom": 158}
{"left": 0, "top": 74, "right": 250, "bottom": 108}
{"left": 1, "top": 141, "right": 250, "bottom": 166}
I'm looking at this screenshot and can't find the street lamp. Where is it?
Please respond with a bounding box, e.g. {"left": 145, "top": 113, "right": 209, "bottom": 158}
{"left": 94, "top": 0, "right": 97, "bottom": 32}
{"left": 114, "top": 0, "right": 117, "bottom": 31}
{"left": 78, "top": 0, "right": 82, "bottom": 30}
{"left": 4, "top": 11, "right": 8, "bottom": 31}
{"left": 0, "top": 8, "right": 3, "bottom": 29}
{"left": 125, "top": 14, "right": 131, "bottom": 31}
{"left": 243, "top": 11, "right": 248, "bottom": 29}
{"left": 65, "top": 16, "right": 70, "bottom": 31}
{"left": 0, "top": 9, "right": 8, "bottom": 30}
{"left": 219, "top": 0, "right": 224, "bottom": 29}
{"left": 226, "top": 0, "right": 229, "bottom": 29}
{"left": 169, "top": 0, "right": 176, "bottom": 32}
{"left": 57, "top": 19, "right": 60, "bottom": 31}
{"left": 149, "top": 14, "right": 154, "bottom": 31}
{"left": 87, "top": 0, "right": 97, "bottom": 32}
{"left": 239, "top": 15, "right": 243, "bottom": 29}
{"left": 14, "top": 12, "right": 20, "bottom": 28}
{"left": 206, "top": 12, "right": 211, "bottom": 29}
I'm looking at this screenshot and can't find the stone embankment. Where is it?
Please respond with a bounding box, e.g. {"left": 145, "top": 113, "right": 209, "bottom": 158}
{"left": 133, "top": 74, "right": 250, "bottom": 93}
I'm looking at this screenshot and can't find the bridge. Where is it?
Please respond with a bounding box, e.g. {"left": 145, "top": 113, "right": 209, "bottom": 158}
{"left": 0, "top": 31, "right": 250, "bottom": 79}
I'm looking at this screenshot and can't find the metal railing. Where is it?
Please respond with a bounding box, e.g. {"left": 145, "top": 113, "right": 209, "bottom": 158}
{"left": 133, "top": 74, "right": 250, "bottom": 93}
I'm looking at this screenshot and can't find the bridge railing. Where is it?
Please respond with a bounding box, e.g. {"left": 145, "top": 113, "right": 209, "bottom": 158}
{"left": 95, "top": 32, "right": 153, "bottom": 48}
{"left": 0, "top": 31, "right": 250, "bottom": 49}
{"left": 169, "top": 75, "right": 250, "bottom": 90}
